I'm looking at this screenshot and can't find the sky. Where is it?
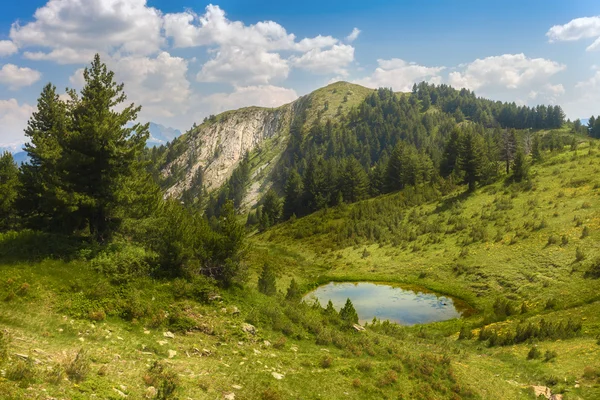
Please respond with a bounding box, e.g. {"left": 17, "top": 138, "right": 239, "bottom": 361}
{"left": 2, "top": 0, "right": 600, "bottom": 147}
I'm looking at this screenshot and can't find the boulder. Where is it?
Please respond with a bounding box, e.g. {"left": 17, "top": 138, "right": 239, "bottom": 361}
{"left": 242, "top": 323, "right": 256, "bottom": 335}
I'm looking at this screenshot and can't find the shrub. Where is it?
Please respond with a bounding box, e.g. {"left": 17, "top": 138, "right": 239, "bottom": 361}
{"left": 582, "top": 226, "right": 590, "bottom": 238}
{"left": 7, "top": 357, "right": 36, "bottom": 385}
{"left": 561, "top": 235, "right": 569, "bottom": 246}
{"left": 46, "top": 363, "right": 65, "bottom": 385}
{"left": 145, "top": 361, "right": 179, "bottom": 400}
{"left": 321, "top": 355, "right": 333, "bottom": 368}
{"left": 547, "top": 235, "right": 559, "bottom": 246}
{"left": 65, "top": 348, "right": 90, "bottom": 383}
{"left": 0, "top": 331, "right": 9, "bottom": 363}
{"left": 583, "top": 366, "right": 599, "bottom": 380}
{"left": 586, "top": 258, "right": 600, "bottom": 279}
{"left": 544, "top": 350, "right": 558, "bottom": 362}
{"left": 378, "top": 370, "right": 398, "bottom": 386}
{"left": 458, "top": 326, "right": 474, "bottom": 340}
{"left": 576, "top": 247, "right": 586, "bottom": 262}
{"left": 527, "top": 347, "right": 541, "bottom": 359}
{"left": 357, "top": 360, "right": 373, "bottom": 373}
{"left": 91, "top": 243, "right": 155, "bottom": 283}
{"left": 273, "top": 337, "right": 287, "bottom": 349}
{"left": 352, "top": 378, "right": 362, "bottom": 388}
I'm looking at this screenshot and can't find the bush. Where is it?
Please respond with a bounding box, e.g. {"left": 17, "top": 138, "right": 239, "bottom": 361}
{"left": 458, "top": 326, "right": 474, "bottom": 340}
{"left": 582, "top": 226, "right": 590, "bottom": 238}
{"left": 547, "top": 235, "right": 559, "bottom": 246}
{"left": 91, "top": 243, "right": 156, "bottom": 283}
{"left": 576, "top": 247, "right": 586, "bottom": 262}
{"left": 65, "top": 348, "right": 90, "bottom": 383}
{"left": 527, "top": 347, "right": 541, "bottom": 360}
{"left": 7, "top": 357, "right": 36, "bottom": 385}
{"left": 357, "top": 360, "right": 373, "bottom": 373}
{"left": 544, "top": 350, "right": 558, "bottom": 362}
{"left": 285, "top": 279, "right": 301, "bottom": 301}
{"left": 321, "top": 355, "right": 333, "bottom": 368}
{"left": 145, "top": 361, "right": 179, "bottom": 400}
{"left": 586, "top": 258, "right": 600, "bottom": 279}
{"left": 378, "top": 370, "right": 398, "bottom": 386}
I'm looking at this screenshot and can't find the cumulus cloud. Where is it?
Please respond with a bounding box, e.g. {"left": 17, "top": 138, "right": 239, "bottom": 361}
{"left": 0, "top": 41, "right": 18, "bottom": 57}
{"left": 197, "top": 47, "right": 289, "bottom": 85}
{"left": 547, "top": 16, "right": 600, "bottom": 51}
{"left": 291, "top": 44, "right": 354, "bottom": 75}
{"left": 0, "top": 99, "right": 35, "bottom": 144}
{"left": 203, "top": 85, "right": 298, "bottom": 114}
{"left": 448, "top": 53, "right": 565, "bottom": 91}
{"left": 164, "top": 5, "right": 355, "bottom": 84}
{"left": 354, "top": 58, "right": 445, "bottom": 91}
{"left": 10, "top": 0, "right": 164, "bottom": 60}
{"left": 346, "top": 28, "right": 361, "bottom": 43}
{"left": 0, "top": 64, "right": 41, "bottom": 90}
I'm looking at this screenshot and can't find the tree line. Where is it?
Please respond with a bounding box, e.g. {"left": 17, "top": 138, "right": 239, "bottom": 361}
{"left": 246, "top": 85, "right": 570, "bottom": 229}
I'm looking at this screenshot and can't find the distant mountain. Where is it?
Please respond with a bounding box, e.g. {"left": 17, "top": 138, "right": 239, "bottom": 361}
{"left": 12, "top": 151, "right": 30, "bottom": 165}
{"left": 147, "top": 123, "right": 182, "bottom": 147}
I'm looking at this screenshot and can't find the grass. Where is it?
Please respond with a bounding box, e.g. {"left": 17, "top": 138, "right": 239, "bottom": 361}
{"left": 1, "top": 143, "right": 600, "bottom": 399}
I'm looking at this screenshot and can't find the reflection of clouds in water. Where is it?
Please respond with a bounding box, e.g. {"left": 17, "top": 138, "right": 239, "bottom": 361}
{"left": 303, "top": 282, "right": 462, "bottom": 326}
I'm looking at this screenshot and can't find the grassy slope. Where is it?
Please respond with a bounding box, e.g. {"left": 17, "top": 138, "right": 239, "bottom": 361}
{"left": 1, "top": 141, "right": 599, "bottom": 399}
{"left": 246, "top": 140, "right": 600, "bottom": 398}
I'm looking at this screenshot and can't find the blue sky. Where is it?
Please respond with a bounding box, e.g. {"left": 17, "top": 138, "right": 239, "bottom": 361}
{"left": 1, "top": 0, "right": 600, "bottom": 147}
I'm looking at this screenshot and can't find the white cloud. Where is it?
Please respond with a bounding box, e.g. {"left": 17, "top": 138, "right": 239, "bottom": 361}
{"left": 291, "top": 44, "right": 354, "bottom": 75}
{"left": 10, "top": 0, "right": 164, "bottom": 59}
{"left": 203, "top": 85, "right": 298, "bottom": 114}
{"left": 354, "top": 58, "right": 445, "bottom": 91}
{"left": 346, "top": 28, "right": 361, "bottom": 43}
{"left": 547, "top": 16, "right": 600, "bottom": 51}
{"left": 0, "top": 99, "right": 35, "bottom": 144}
{"left": 0, "top": 41, "right": 18, "bottom": 57}
{"left": 448, "top": 53, "right": 565, "bottom": 91}
{"left": 197, "top": 46, "right": 289, "bottom": 85}
{"left": 24, "top": 48, "right": 99, "bottom": 65}
{"left": 164, "top": 5, "right": 354, "bottom": 84}
{"left": 0, "top": 64, "right": 41, "bottom": 90}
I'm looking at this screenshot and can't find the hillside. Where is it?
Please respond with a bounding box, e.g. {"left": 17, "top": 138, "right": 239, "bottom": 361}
{"left": 159, "top": 82, "right": 375, "bottom": 206}
{"left": 1, "top": 141, "right": 599, "bottom": 399}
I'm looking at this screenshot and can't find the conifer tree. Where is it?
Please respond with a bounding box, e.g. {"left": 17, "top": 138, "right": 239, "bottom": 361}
{"left": 18, "top": 83, "right": 71, "bottom": 231}
{"left": 459, "top": 131, "right": 485, "bottom": 192}
{"left": 339, "top": 298, "right": 359, "bottom": 325}
{"left": 259, "top": 189, "right": 282, "bottom": 231}
{"left": 0, "top": 152, "right": 19, "bottom": 231}
{"left": 63, "top": 54, "right": 151, "bottom": 240}
{"left": 285, "top": 279, "right": 301, "bottom": 301}
{"left": 283, "top": 168, "right": 304, "bottom": 219}
{"left": 511, "top": 148, "right": 529, "bottom": 182}
{"left": 339, "top": 157, "right": 368, "bottom": 203}
{"left": 258, "top": 263, "right": 277, "bottom": 296}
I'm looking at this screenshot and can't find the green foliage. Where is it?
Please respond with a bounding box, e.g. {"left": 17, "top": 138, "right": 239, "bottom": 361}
{"left": 527, "top": 347, "right": 541, "bottom": 360}
{"left": 586, "top": 257, "right": 600, "bottom": 279}
{"left": 258, "top": 263, "right": 277, "bottom": 296}
{"left": 285, "top": 278, "right": 301, "bottom": 301}
{"left": 259, "top": 189, "right": 282, "bottom": 231}
{"left": 458, "top": 325, "right": 474, "bottom": 340}
{"left": 0, "top": 152, "right": 19, "bottom": 231}
{"left": 64, "top": 348, "right": 90, "bottom": 383}
{"left": 146, "top": 361, "right": 179, "bottom": 400}
{"left": 90, "top": 243, "right": 156, "bottom": 283}
{"left": 511, "top": 148, "right": 529, "bottom": 182}
{"left": 7, "top": 357, "right": 36, "bottom": 386}
{"left": 339, "top": 298, "right": 359, "bottom": 325}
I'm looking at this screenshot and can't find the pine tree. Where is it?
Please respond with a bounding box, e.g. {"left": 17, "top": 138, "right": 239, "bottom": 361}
{"left": 459, "top": 131, "right": 485, "bottom": 192}
{"left": 18, "top": 83, "right": 71, "bottom": 231}
{"left": 339, "top": 157, "right": 368, "bottom": 203}
{"left": 283, "top": 168, "right": 303, "bottom": 219}
{"left": 258, "top": 263, "right": 277, "bottom": 296}
{"left": 286, "top": 279, "right": 301, "bottom": 301}
{"left": 63, "top": 54, "right": 151, "bottom": 241}
{"left": 500, "top": 129, "right": 517, "bottom": 174}
{"left": 0, "top": 152, "right": 19, "bottom": 231}
{"left": 511, "top": 148, "right": 529, "bottom": 182}
{"left": 531, "top": 134, "right": 542, "bottom": 163}
{"left": 259, "top": 189, "right": 282, "bottom": 231}
{"left": 339, "top": 298, "right": 359, "bottom": 325}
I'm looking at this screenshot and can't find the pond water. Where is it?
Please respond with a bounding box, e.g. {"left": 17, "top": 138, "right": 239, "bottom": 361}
{"left": 303, "top": 282, "right": 469, "bottom": 325}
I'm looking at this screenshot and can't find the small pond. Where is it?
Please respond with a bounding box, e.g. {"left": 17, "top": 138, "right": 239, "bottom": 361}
{"left": 303, "top": 282, "right": 470, "bottom": 325}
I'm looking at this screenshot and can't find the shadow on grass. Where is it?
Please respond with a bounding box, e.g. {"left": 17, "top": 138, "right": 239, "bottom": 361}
{"left": 433, "top": 190, "right": 471, "bottom": 214}
{"left": 0, "top": 230, "right": 93, "bottom": 263}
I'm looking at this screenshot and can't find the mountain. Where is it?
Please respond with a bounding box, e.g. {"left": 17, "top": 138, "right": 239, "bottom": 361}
{"left": 161, "top": 81, "right": 374, "bottom": 206}
{"left": 12, "top": 151, "right": 30, "bottom": 165}
{"left": 147, "top": 122, "right": 182, "bottom": 147}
